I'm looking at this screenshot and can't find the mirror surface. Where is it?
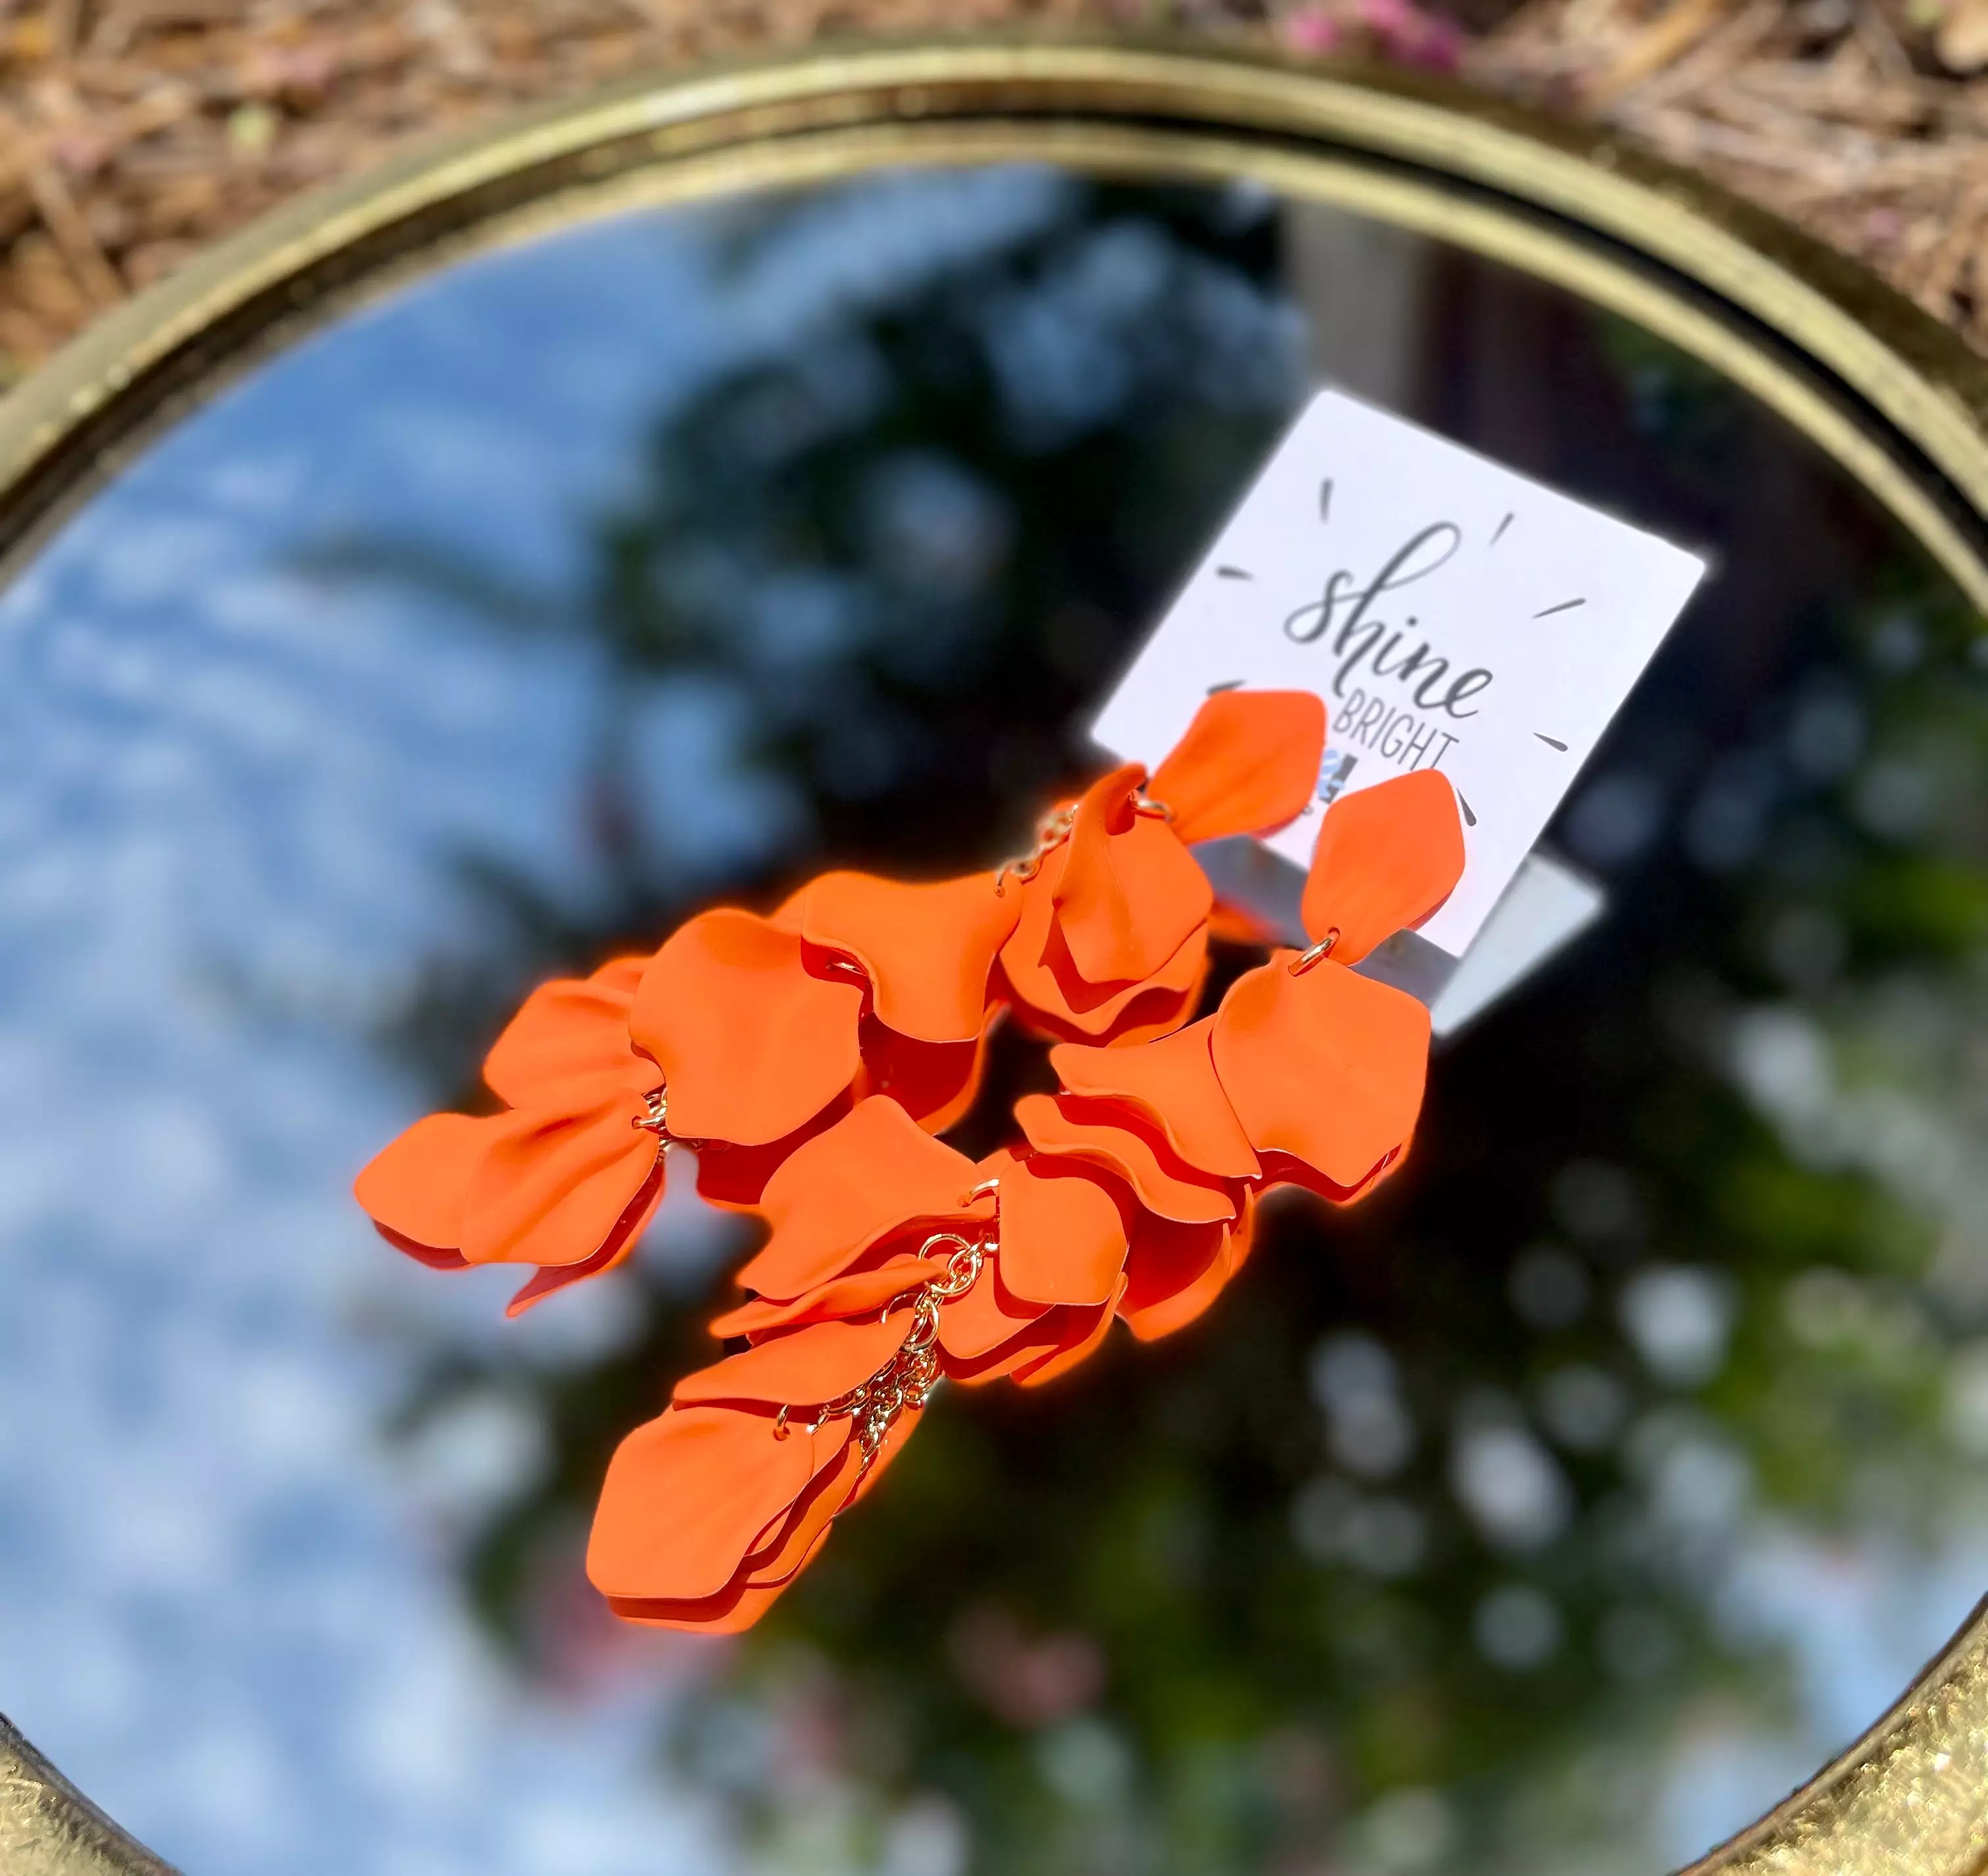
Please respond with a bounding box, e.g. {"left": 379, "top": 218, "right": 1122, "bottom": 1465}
{"left": 3, "top": 162, "right": 1987, "bottom": 1876}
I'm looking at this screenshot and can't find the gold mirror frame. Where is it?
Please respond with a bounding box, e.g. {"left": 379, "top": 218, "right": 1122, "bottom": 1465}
{"left": 2, "top": 36, "right": 1986, "bottom": 1876}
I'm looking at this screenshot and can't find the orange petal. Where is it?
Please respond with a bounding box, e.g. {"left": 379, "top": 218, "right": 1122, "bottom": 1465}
{"left": 997, "top": 847, "right": 1064, "bottom": 1010}
{"left": 630, "top": 908, "right": 863, "bottom": 1146}
{"left": 710, "top": 1254, "right": 941, "bottom": 1338}
{"left": 1119, "top": 1212, "right": 1223, "bottom": 1332}
{"left": 799, "top": 871, "right": 1019, "bottom": 1044}
{"left": 862, "top": 1006, "right": 999, "bottom": 1135}
{"left": 673, "top": 1312, "right": 914, "bottom": 1409}
{"left": 1118, "top": 1192, "right": 1254, "bottom": 1342}
{"left": 1228, "top": 1185, "right": 1261, "bottom": 1273}
{"left": 1089, "top": 970, "right": 1211, "bottom": 1049}
{"left": 941, "top": 1270, "right": 1117, "bottom": 1388}
{"left": 1149, "top": 690, "right": 1326, "bottom": 845}
{"left": 1211, "top": 954, "right": 1431, "bottom": 1190}
{"left": 1122, "top": 1252, "right": 1228, "bottom": 1342}
{"left": 502, "top": 1159, "right": 666, "bottom": 1317}
{"left": 739, "top": 1422, "right": 865, "bottom": 1586}
{"left": 1300, "top": 768, "right": 1466, "bottom": 962}
{"left": 1002, "top": 845, "right": 1209, "bottom": 1041}
{"left": 383, "top": 1237, "right": 471, "bottom": 1273}
{"left": 460, "top": 1094, "right": 659, "bottom": 1269}
{"left": 996, "top": 1155, "right": 1129, "bottom": 1307}
{"left": 586, "top": 1403, "right": 830, "bottom": 1603}
{"left": 746, "top": 1395, "right": 925, "bottom": 1575}
{"left": 738, "top": 1096, "right": 982, "bottom": 1301}
{"left": 635, "top": 1395, "right": 926, "bottom": 1628}
{"left": 688, "top": 1099, "right": 851, "bottom": 1215}
{"left": 1049, "top": 1018, "right": 1259, "bottom": 1179}
{"left": 1054, "top": 763, "right": 1210, "bottom": 987}
{"left": 1016, "top": 1092, "right": 1235, "bottom": 1224}
{"left": 354, "top": 1110, "right": 491, "bottom": 1253}
{"left": 1256, "top": 1146, "right": 1406, "bottom": 1208}
{"left": 482, "top": 956, "right": 652, "bottom": 1108}
{"left": 938, "top": 1258, "right": 1054, "bottom": 1367}
{"left": 1012, "top": 1283, "right": 1122, "bottom": 1388}
{"left": 605, "top": 1572, "right": 798, "bottom": 1635}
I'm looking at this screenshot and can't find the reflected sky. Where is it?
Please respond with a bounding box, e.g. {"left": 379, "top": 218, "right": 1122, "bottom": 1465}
{"left": 0, "top": 164, "right": 1985, "bottom": 1876}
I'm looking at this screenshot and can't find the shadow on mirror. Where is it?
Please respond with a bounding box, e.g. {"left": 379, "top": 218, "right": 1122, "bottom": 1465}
{"left": 1, "top": 163, "right": 1985, "bottom": 1876}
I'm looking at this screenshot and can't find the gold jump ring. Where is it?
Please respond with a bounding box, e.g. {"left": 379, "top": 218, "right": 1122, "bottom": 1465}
{"left": 1289, "top": 929, "right": 1340, "bottom": 976}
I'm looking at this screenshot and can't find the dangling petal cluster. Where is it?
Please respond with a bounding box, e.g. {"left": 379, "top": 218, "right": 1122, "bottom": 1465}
{"left": 354, "top": 958, "right": 669, "bottom": 1316}
{"left": 355, "top": 690, "right": 1465, "bottom": 1632}
{"left": 996, "top": 690, "right": 1327, "bottom": 1043}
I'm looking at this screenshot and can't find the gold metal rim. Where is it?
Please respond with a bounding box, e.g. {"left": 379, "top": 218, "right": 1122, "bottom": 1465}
{"left": 3, "top": 35, "right": 1986, "bottom": 1876}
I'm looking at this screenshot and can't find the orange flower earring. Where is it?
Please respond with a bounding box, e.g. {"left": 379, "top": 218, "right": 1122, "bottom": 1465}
{"left": 355, "top": 692, "right": 1466, "bottom": 1630}
{"left": 995, "top": 690, "right": 1326, "bottom": 1043}
{"left": 354, "top": 957, "right": 669, "bottom": 1315}
{"left": 1211, "top": 766, "right": 1465, "bottom": 1200}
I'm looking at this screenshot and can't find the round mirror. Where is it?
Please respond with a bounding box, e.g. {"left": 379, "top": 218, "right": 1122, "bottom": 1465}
{"left": 3, "top": 45, "right": 1985, "bottom": 1876}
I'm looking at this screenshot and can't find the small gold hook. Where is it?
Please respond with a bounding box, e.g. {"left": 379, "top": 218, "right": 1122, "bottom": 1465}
{"left": 1289, "top": 929, "right": 1340, "bottom": 976}
{"left": 630, "top": 1085, "right": 671, "bottom": 1134}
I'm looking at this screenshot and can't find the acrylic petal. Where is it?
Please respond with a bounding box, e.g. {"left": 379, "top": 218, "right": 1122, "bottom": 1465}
{"left": 460, "top": 1094, "right": 659, "bottom": 1268}
{"left": 739, "top": 1096, "right": 983, "bottom": 1301}
{"left": 1149, "top": 690, "right": 1326, "bottom": 845}
{"left": 1119, "top": 1192, "right": 1254, "bottom": 1342}
{"left": 673, "top": 1313, "right": 914, "bottom": 1409}
{"left": 674, "top": 1397, "right": 924, "bottom": 1621}
{"left": 938, "top": 1258, "right": 1054, "bottom": 1365}
{"left": 504, "top": 1158, "right": 666, "bottom": 1317}
{"left": 688, "top": 1100, "right": 851, "bottom": 1215}
{"left": 1054, "top": 763, "right": 1210, "bottom": 987}
{"left": 1002, "top": 844, "right": 1209, "bottom": 1041}
{"left": 710, "top": 1254, "right": 942, "bottom": 1338}
{"left": 739, "top": 1422, "right": 866, "bottom": 1586}
{"left": 799, "top": 870, "right": 1018, "bottom": 1044}
{"left": 388, "top": 1239, "right": 471, "bottom": 1273}
{"left": 1085, "top": 968, "right": 1210, "bottom": 1049}
{"left": 354, "top": 1110, "right": 491, "bottom": 1253}
{"left": 1049, "top": 1018, "right": 1259, "bottom": 1179}
{"left": 604, "top": 1572, "right": 799, "bottom": 1634}
{"left": 1300, "top": 768, "right": 1465, "bottom": 962}
{"left": 1227, "top": 1186, "right": 1261, "bottom": 1275}
{"left": 996, "top": 1156, "right": 1129, "bottom": 1307}
{"left": 862, "top": 1006, "right": 999, "bottom": 1135}
{"left": 1012, "top": 1284, "right": 1122, "bottom": 1387}
{"left": 1255, "top": 1148, "right": 1397, "bottom": 1207}
{"left": 630, "top": 908, "right": 863, "bottom": 1146}
{"left": 1118, "top": 1212, "right": 1224, "bottom": 1335}
{"left": 1016, "top": 1092, "right": 1234, "bottom": 1224}
{"left": 943, "top": 1276, "right": 1117, "bottom": 1388}
{"left": 586, "top": 1403, "right": 827, "bottom": 1603}
{"left": 1211, "top": 954, "right": 1431, "bottom": 1189}
{"left": 483, "top": 956, "right": 652, "bottom": 1107}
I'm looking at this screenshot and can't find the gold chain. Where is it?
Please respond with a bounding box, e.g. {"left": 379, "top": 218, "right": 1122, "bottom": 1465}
{"left": 773, "top": 1225, "right": 991, "bottom": 1461}
{"left": 996, "top": 803, "right": 1077, "bottom": 893}
{"left": 996, "top": 793, "right": 1172, "bottom": 893}
{"left": 632, "top": 1086, "right": 671, "bottom": 1134}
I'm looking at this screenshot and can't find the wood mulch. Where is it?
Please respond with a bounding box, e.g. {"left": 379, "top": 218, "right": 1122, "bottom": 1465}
{"left": 3, "top": 0, "right": 1988, "bottom": 384}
